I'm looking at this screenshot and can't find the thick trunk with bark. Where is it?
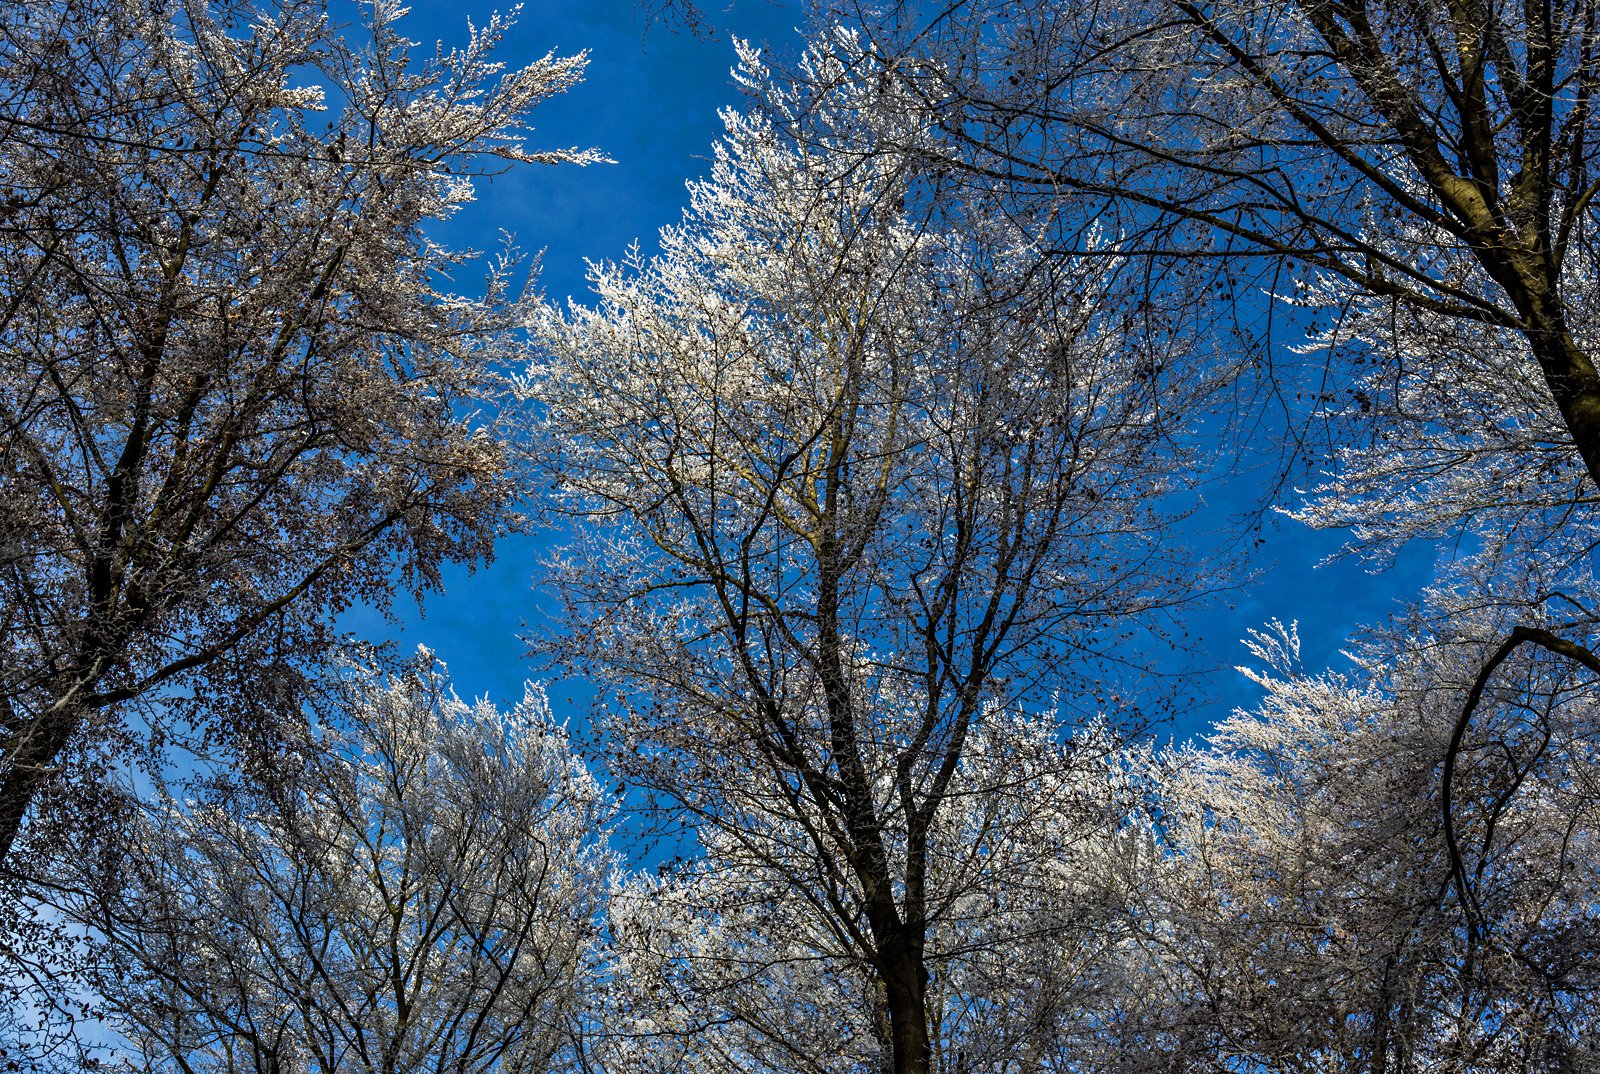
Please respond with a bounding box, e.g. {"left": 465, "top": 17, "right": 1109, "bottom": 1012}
{"left": 880, "top": 932, "right": 933, "bottom": 1074}
{"left": 0, "top": 691, "right": 89, "bottom": 864}
{"left": 1527, "top": 322, "right": 1600, "bottom": 493}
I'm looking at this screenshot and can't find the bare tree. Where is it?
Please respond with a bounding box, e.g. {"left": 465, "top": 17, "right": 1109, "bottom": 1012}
{"left": 38, "top": 654, "right": 612, "bottom": 1074}
{"left": 0, "top": 0, "right": 601, "bottom": 862}
{"left": 529, "top": 40, "right": 1200, "bottom": 1074}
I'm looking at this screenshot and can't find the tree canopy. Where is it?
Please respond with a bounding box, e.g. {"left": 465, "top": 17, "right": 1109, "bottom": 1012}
{"left": 3, "top": 1, "right": 1600, "bottom": 1072}
{"left": 0, "top": 0, "right": 598, "bottom": 862}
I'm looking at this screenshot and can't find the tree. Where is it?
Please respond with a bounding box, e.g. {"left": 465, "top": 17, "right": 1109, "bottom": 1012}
{"left": 829, "top": 0, "right": 1600, "bottom": 492}
{"left": 1139, "top": 618, "right": 1600, "bottom": 1072}
{"left": 529, "top": 40, "right": 1199, "bottom": 1074}
{"left": 0, "top": 0, "right": 600, "bottom": 864}
{"left": 38, "top": 654, "right": 612, "bottom": 1074}
{"left": 600, "top": 713, "right": 1154, "bottom": 1074}
{"left": 831, "top": 1, "right": 1600, "bottom": 915}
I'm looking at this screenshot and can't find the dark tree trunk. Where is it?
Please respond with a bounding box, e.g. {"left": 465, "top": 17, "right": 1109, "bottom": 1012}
{"left": 881, "top": 934, "right": 933, "bottom": 1074}
{"left": 1526, "top": 319, "right": 1600, "bottom": 493}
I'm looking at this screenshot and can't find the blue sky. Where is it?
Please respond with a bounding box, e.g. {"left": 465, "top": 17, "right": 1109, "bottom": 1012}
{"left": 349, "top": 0, "right": 1433, "bottom": 742}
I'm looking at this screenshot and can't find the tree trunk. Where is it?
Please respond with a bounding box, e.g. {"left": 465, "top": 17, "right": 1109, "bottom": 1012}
{"left": 1528, "top": 322, "right": 1600, "bottom": 493}
{"left": 0, "top": 704, "right": 80, "bottom": 864}
{"left": 880, "top": 932, "right": 933, "bottom": 1074}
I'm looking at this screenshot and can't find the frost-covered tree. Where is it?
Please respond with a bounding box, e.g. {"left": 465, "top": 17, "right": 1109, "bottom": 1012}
{"left": 600, "top": 714, "right": 1158, "bottom": 1074}
{"left": 0, "top": 0, "right": 599, "bottom": 864}
{"left": 834, "top": 0, "right": 1600, "bottom": 493}
{"left": 39, "top": 655, "right": 611, "bottom": 1074}
{"left": 529, "top": 40, "right": 1199, "bottom": 1074}
{"left": 821, "top": 5, "right": 1600, "bottom": 930}
{"left": 1140, "top": 618, "right": 1600, "bottom": 1072}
